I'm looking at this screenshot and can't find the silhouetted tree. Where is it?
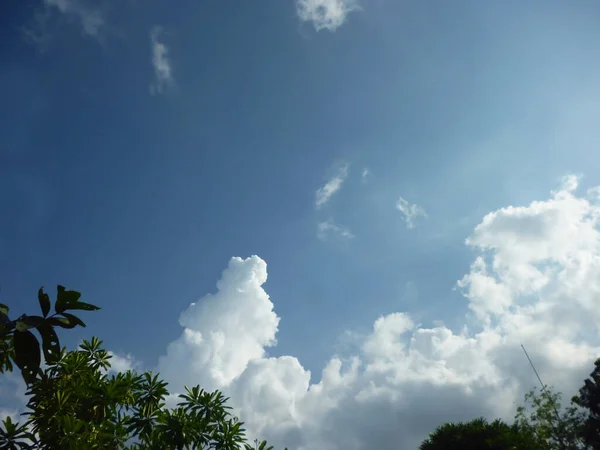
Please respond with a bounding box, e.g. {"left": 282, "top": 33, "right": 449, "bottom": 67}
{"left": 419, "top": 417, "right": 544, "bottom": 450}
{"left": 572, "top": 358, "right": 600, "bottom": 449}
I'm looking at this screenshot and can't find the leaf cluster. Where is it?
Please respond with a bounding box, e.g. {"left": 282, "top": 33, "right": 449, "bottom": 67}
{"left": 0, "top": 286, "right": 98, "bottom": 384}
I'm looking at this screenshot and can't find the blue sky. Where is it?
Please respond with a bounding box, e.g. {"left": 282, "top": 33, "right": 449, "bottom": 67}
{"left": 3, "top": 1, "right": 600, "bottom": 448}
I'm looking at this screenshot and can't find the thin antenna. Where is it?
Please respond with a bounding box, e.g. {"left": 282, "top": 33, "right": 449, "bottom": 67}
{"left": 521, "top": 345, "right": 562, "bottom": 421}
{"left": 521, "top": 344, "right": 567, "bottom": 450}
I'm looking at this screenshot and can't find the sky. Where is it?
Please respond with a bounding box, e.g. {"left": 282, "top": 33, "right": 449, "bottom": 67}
{"left": 2, "top": 0, "right": 600, "bottom": 448}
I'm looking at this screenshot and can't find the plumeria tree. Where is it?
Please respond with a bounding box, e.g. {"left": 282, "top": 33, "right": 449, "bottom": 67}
{"left": 0, "top": 287, "right": 284, "bottom": 450}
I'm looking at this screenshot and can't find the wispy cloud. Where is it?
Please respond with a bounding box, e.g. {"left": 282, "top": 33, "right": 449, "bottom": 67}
{"left": 23, "top": 0, "right": 105, "bottom": 46}
{"left": 559, "top": 173, "right": 582, "bottom": 193}
{"left": 315, "top": 164, "right": 348, "bottom": 209}
{"left": 361, "top": 168, "right": 371, "bottom": 184}
{"left": 44, "top": 0, "right": 104, "bottom": 37}
{"left": 396, "top": 196, "right": 427, "bottom": 229}
{"left": 588, "top": 186, "right": 600, "bottom": 202}
{"left": 296, "top": 0, "right": 359, "bottom": 31}
{"left": 149, "top": 26, "right": 174, "bottom": 95}
{"left": 317, "top": 219, "right": 354, "bottom": 241}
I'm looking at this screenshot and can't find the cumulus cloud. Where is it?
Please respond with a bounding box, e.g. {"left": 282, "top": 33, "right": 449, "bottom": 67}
{"left": 150, "top": 26, "right": 174, "bottom": 95}
{"left": 396, "top": 196, "right": 427, "bottom": 229}
{"left": 44, "top": 0, "right": 104, "bottom": 37}
{"left": 158, "top": 176, "right": 600, "bottom": 449}
{"left": 296, "top": 0, "right": 359, "bottom": 31}
{"left": 158, "top": 256, "right": 280, "bottom": 392}
{"left": 315, "top": 164, "right": 348, "bottom": 209}
{"left": 317, "top": 219, "right": 354, "bottom": 241}
{"left": 107, "top": 351, "right": 140, "bottom": 374}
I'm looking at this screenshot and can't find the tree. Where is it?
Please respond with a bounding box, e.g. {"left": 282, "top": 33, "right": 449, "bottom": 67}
{"left": 572, "top": 358, "right": 600, "bottom": 448}
{"left": 420, "top": 359, "right": 600, "bottom": 450}
{"left": 515, "top": 386, "right": 585, "bottom": 450}
{"left": 0, "top": 288, "right": 285, "bottom": 450}
{"left": 419, "top": 417, "right": 544, "bottom": 450}
{"left": 0, "top": 286, "right": 98, "bottom": 384}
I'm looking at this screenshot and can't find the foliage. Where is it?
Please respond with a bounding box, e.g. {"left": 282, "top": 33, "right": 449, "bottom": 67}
{"left": 418, "top": 417, "right": 544, "bottom": 450}
{"left": 572, "top": 358, "right": 600, "bottom": 449}
{"left": 515, "top": 386, "right": 586, "bottom": 450}
{"left": 0, "top": 286, "right": 98, "bottom": 384}
{"left": 420, "top": 360, "right": 600, "bottom": 450}
{"left": 0, "top": 288, "right": 285, "bottom": 450}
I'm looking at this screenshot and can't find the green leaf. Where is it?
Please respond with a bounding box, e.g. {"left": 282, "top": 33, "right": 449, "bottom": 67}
{"left": 38, "top": 287, "right": 51, "bottom": 318}
{"left": 0, "top": 304, "right": 8, "bottom": 315}
{"left": 63, "top": 301, "right": 100, "bottom": 312}
{"left": 61, "top": 313, "right": 86, "bottom": 327}
{"left": 37, "top": 323, "right": 61, "bottom": 363}
{"left": 55, "top": 285, "right": 81, "bottom": 313}
{"left": 15, "top": 315, "right": 43, "bottom": 332}
{"left": 0, "top": 312, "right": 12, "bottom": 330}
{"left": 28, "top": 315, "right": 44, "bottom": 326}
{"left": 13, "top": 329, "right": 40, "bottom": 384}
{"left": 48, "top": 317, "right": 77, "bottom": 329}
{"left": 15, "top": 320, "right": 33, "bottom": 332}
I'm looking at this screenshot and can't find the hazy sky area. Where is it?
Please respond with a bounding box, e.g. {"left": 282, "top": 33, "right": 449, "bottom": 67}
{"left": 2, "top": 0, "right": 600, "bottom": 448}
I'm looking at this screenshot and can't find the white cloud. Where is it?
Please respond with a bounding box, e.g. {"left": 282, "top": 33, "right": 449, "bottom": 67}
{"left": 361, "top": 168, "right": 370, "bottom": 184}
{"left": 0, "top": 409, "right": 19, "bottom": 422}
{"left": 317, "top": 219, "right": 354, "bottom": 241}
{"left": 588, "top": 186, "right": 600, "bottom": 202}
{"left": 559, "top": 173, "right": 582, "bottom": 193}
{"left": 150, "top": 26, "right": 174, "bottom": 96}
{"left": 107, "top": 351, "right": 139, "bottom": 374}
{"left": 296, "top": 0, "right": 359, "bottom": 31}
{"left": 44, "top": 0, "right": 104, "bottom": 37}
{"left": 0, "top": 372, "right": 27, "bottom": 426}
{"left": 158, "top": 256, "right": 279, "bottom": 392}
{"left": 396, "top": 196, "right": 427, "bottom": 229}
{"left": 158, "top": 177, "right": 600, "bottom": 449}
{"left": 315, "top": 164, "right": 348, "bottom": 209}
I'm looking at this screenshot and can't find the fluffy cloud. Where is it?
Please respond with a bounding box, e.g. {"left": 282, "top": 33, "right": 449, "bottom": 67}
{"left": 150, "top": 26, "right": 174, "bottom": 95}
{"left": 296, "top": 0, "right": 359, "bottom": 31}
{"left": 107, "top": 351, "right": 140, "bottom": 374}
{"left": 396, "top": 196, "right": 427, "bottom": 229}
{"left": 315, "top": 164, "right": 348, "bottom": 209}
{"left": 44, "top": 0, "right": 104, "bottom": 37}
{"left": 158, "top": 176, "right": 600, "bottom": 449}
{"left": 158, "top": 256, "right": 280, "bottom": 393}
{"left": 317, "top": 219, "right": 354, "bottom": 241}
